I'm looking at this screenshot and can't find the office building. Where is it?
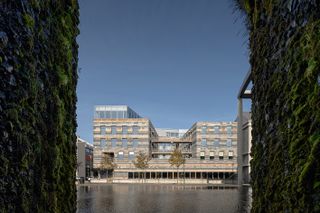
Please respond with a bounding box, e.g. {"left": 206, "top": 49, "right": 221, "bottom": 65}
{"left": 93, "top": 105, "right": 237, "bottom": 183}
{"left": 77, "top": 137, "right": 93, "bottom": 179}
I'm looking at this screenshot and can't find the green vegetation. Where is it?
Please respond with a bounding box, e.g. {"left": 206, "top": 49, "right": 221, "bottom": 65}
{"left": 133, "top": 151, "right": 150, "bottom": 182}
{"left": 169, "top": 148, "right": 185, "bottom": 183}
{"left": 0, "top": 0, "right": 79, "bottom": 212}
{"left": 100, "top": 154, "right": 117, "bottom": 180}
{"left": 235, "top": 0, "right": 320, "bottom": 212}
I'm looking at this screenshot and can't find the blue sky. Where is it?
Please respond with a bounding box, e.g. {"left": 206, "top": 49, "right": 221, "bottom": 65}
{"left": 76, "top": 0, "right": 250, "bottom": 142}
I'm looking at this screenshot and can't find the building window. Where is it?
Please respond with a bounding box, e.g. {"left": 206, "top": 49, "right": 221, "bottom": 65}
{"left": 132, "top": 126, "right": 139, "bottom": 135}
{"left": 228, "top": 151, "right": 234, "bottom": 160}
{"left": 122, "top": 126, "right": 128, "bottom": 134}
{"left": 226, "top": 139, "right": 232, "bottom": 147}
{"left": 118, "top": 151, "right": 124, "bottom": 160}
{"left": 200, "top": 151, "right": 205, "bottom": 160}
{"left": 227, "top": 126, "right": 232, "bottom": 136}
{"left": 101, "top": 126, "right": 106, "bottom": 135}
{"left": 201, "top": 138, "right": 207, "bottom": 147}
{"left": 202, "top": 126, "right": 207, "bottom": 135}
{"left": 100, "top": 139, "right": 106, "bottom": 148}
{"left": 111, "top": 126, "right": 117, "bottom": 135}
{"left": 210, "top": 151, "right": 214, "bottom": 160}
{"left": 111, "top": 138, "right": 117, "bottom": 148}
{"left": 214, "top": 126, "right": 220, "bottom": 134}
{"left": 219, "top": 151, "right": 224, "bottom": 160}
{"left": 133, "top": 139, "right": 139, "bottom": 148}
{"left": 122, "top": 138, "right": 127, "bottom": 148}
{"left": 129, "top": 152, "right": 135, "bottom": 160}
{"left": 214, "top": 140, "right": 220, "bottom": 147}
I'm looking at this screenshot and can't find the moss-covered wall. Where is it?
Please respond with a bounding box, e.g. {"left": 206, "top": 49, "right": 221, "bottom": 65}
{"left": 0, "top": 0, "right": 79, "bottom": 212}
{"left": 236, "top": 0, "right": 320, "bottom": 212}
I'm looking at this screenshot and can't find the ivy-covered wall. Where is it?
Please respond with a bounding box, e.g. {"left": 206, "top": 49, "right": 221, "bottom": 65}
{"left": 236, "top": 0, "right": 320, "bottom": 212}
{"left": 0, "top": 1, "right": 79, "bottom": 212}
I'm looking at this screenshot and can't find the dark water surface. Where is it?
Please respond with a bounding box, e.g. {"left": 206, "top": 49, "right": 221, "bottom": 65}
{"left": 77, "top": 184, "right": 251, "bottom": 213}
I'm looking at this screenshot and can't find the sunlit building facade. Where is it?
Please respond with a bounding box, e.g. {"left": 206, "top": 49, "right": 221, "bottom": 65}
{"left": 93, "top": 105, "right": 238, "bottom": 183}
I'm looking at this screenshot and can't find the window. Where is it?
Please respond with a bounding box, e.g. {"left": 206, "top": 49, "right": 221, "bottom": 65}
{"left": 210, "top": 151, "right": 214, "bottom": 160}
{"left": 122, "top": 126, "right": 128, "bottom": 134}
{"left": 111, "top": 138, "right": 117, "bottom": 148}
{"left": 200, "top": 151, "right": 205, "bottom": 160}
{"left": 118, "top": 151, "right": 124, "bottom": 160}
{"left": 100, "top": 126, "right": 106, "bottom": 135}
{"left": 226, "top": 139, "right": 232, "bottom": 147}
{"left": 201, "top": 126, "right": 207, "bottom": 135}
{"left": 122, "top": 138, "right": 127, "bottom": 148}
{"left": 100, "top": 139, "right": 106, "bottom": 148}
{"left": 214, "top": 126, "right": 220, "bottom": 134}
{"left": 228, "top": 151, "right": 234, "bottom": 160}
{"left": 219, "top": 151, "right": 224, "bottom": 160}
{"left": 133, "top": 139, "right": 139, "bottom": 148}
{"left": 214, "top": 140, "right": 220, "bottom": 147}
{"left": 129, "top": 152, "right": 135, "bottom": 160}
{"left": 201, "top": 138, "right": 207, "bottom": 147}
{"left": 132, "top": 126, "right": 139, "bottom": 135}
{"left": 111, "top": 126, "right": 117, "bottom": 135}
{"left": 227, "top": 126, "right": 232, "bottom": 136}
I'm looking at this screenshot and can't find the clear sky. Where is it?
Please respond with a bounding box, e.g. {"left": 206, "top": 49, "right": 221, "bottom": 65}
{"left": 76, "top": 0, "right": 250, "bottom": 143}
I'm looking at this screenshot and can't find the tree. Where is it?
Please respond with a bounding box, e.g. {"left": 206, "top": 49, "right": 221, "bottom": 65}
{"left": 133, "top": 151, "right": 150, "bottom": 182}
{"left": 169, "top": 148, "right": 186, "bottom": 184}
{"left": 100, "top": 154, "right": 117, "bottom": 181}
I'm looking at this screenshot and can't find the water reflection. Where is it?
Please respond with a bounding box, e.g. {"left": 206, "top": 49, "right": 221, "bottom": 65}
{"left": 77, "top": 184, "right": 251, "bottom": 213}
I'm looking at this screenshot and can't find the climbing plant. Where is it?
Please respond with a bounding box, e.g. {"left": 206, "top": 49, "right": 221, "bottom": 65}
{"left": 0, "top": 0, "right": 79, "bottom": 212}
{"left": 235, "top": 0, "right": 320, "bottom": 212}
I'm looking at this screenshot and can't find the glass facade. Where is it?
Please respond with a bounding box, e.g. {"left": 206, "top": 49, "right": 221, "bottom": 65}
{"left": 133, "top": 139, "right": 139, "bottom": 148}
{"left": 227, "top": 126, "right": 232, "bottom": 136}
{"left": 100, "top": 139, "right": 106, "bottom": 148}
{"left": 214, "top": 139, "right": 220, "bottom": 147}
{"left": 111, "top": 126, "right": 117, "bottom": 135}
{"left": 94, "top": 105, "right": 141, "bottom": 119}
{"left": 226, "top": 139, "right": 232, "bottom": 147}
{"left": 111, "top": 138, "right": 117, "bottom": 148}
{"left": 201, "top": 138, "right": 207, "bottom": 147}
{"left": 118, "top": 152, "right": 124, "bottom": 160}
{"left": 214, "top": 126, "right": 220, "bottom": 134}
{"left": 122, "top": 126, "right": 128, "bottom": 134}
{"left": 122, "top": 138, "right": 127, "bottom": 148}
{"left": 101, "top": 126, "right": 106, "bottom": 135}
{"left": 132, "top": 126, "right": 139, "bottom": 135}
{"left": 201, "top": 126, "right": 207, "bottom": 135}
{"left": 129, "top": 152, "right": 135, "bottom": 160}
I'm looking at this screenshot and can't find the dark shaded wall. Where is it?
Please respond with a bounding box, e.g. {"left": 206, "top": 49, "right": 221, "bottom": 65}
{"left": 0, "top": 1, "right": 79, "bottom": 212}
{"left": 237, "top": 0, "right": 320, "bottom": 212}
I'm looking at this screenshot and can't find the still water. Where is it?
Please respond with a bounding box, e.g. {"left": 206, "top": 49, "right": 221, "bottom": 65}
{"left": 77, "top": 184, "right": 251, "bottom": 213}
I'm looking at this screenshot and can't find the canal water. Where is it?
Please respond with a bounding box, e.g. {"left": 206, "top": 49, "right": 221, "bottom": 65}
{"left": 77, "top": 184, "right": 251, "bottom": 213}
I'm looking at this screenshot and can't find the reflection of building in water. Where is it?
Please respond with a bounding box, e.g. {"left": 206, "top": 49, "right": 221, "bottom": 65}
{"left": 93, "top": 105, "right": 238, "bottom": 183}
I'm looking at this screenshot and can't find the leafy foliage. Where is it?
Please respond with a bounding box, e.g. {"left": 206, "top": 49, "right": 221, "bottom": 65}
{"left": 0, "top": 0, "right": 79, "bottom": 212}
{"left": 100, "top": 154, "right": 117, "bottom": 171}
{"left": 169, "top": 148, "right": 185, "bottom": 168}
{"left": 236, "top": 0, "right": 320, "bottom": 212}
{"left": 133, "top": 151, "right": 150, "bottom": 170}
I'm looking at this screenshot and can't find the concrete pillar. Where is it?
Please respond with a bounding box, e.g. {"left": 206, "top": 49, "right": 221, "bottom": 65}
{"left": 237, "top": 98, "right": 243, "bottom": 185}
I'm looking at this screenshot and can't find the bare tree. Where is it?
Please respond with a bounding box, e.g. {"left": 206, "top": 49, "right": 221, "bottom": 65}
{"left": 169, "top": 148, "right": 185, "bottom": 184}
{"left": 100, "top": 153, "right": 117, "bottom": 181}
{"left": 133, "top": 151, "right": 150, "bottom": 183}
